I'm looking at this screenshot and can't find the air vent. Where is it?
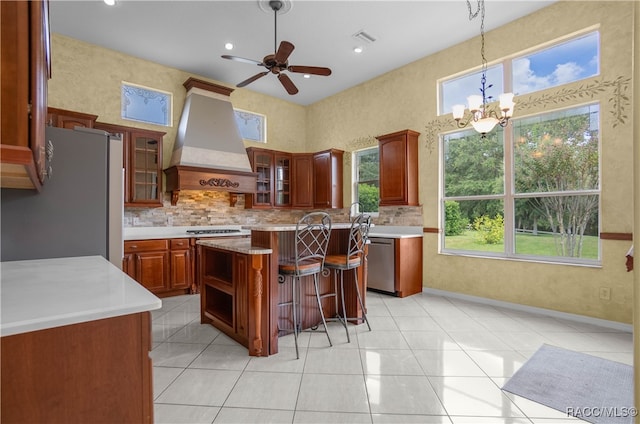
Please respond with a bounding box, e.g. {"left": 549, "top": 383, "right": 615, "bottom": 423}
{"left": 352, "top": 30, "right": 377, "bottom": 44}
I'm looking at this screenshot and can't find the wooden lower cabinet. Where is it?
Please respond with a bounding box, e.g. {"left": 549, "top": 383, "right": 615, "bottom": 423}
{"left": 395, "top": 237, "right": 423, "bottom": 298}
{"left": 124, "top": 239, "right": 191, "bottom": 297}
{"left": 1, "top": 312, "right": 153, "bottom": 423}
{"left": 170, "top": 238, "right": 191, "bottom": 291}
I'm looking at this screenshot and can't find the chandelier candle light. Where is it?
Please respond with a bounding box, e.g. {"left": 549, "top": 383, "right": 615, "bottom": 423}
{"left": 452, "top": 0, "right": 515, "bottom": 136}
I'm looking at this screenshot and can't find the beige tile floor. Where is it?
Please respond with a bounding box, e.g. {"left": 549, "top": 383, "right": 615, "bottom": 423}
{"left": 150, "top": 291, "right": 633, "bottom": 424}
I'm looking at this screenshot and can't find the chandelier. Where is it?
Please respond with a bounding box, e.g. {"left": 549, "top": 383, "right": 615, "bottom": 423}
{"left": 452, "top": 0, "right": 515, "bottom": 136}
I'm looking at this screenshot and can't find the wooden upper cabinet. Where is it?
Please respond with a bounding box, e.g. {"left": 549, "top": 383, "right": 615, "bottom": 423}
{"left": 273, "top": 152, "right": 291, "bottom": 207}
{"left": 1, "top": 0, "right": 50, "bottom": 190}
{"left": 94, "top": 122, "right": 164, "bottom": 207}
{"left": 376, "top": 129, "right": 420, "bottom": 207}
{"left": 47, "top": 107, "right": 97, "bottom": 129}
{"left": 246, "top": 147, "right": 274, "bottom": 208}
{"left": 246, "top": 147, "right": 343, "bottom": 210}
{"left": 313, "top": 149, "right": 343, "bottom": 209}
{"left": 291, "top": 153, "right": 313, "bottom": 208}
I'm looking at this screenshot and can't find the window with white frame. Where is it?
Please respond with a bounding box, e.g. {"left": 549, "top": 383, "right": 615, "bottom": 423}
{"left": 440, "top": 30, "right": 601, "bottom": 264}
{"left": 353, "top": 147, "right": 379, "bottom": 214}
{"left": 442, "top": 104, "right": 600, "bottom": 263}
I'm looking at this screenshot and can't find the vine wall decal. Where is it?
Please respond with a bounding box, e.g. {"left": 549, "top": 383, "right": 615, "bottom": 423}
{"left": 423, "top": 75, "right": 631, "bottom": 149}
{"left": 343, "top": 135, "right": 378, "bottom": 168}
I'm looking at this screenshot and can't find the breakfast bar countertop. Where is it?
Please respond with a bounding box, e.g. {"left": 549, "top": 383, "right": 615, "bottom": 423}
{"left": 243, "top": 223, "right": 423, "bottom": 239}
{"left": 0, "top": 256, "right": 161, "bottom": 337}
{"left": 196, "top": 238, "right": 272, "bottom": 255}
{"left": 241, "top": 222, "right": 355, "bottom": 231}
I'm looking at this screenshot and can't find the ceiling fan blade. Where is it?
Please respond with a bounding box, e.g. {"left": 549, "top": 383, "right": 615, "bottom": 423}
{"left": 277, "top": 73, "right": 298, "bottom": 95}
{"left": 287, "top": 65, "right": 332, "bottom": 76}
{"left": 274, "top": 41, "right": 295, "bottom": 64}
{"left": 221, "top": 55, "right": 263, "bottom": 66}
{"left": 237, "top": 71, "right": 269, "bottom": 88}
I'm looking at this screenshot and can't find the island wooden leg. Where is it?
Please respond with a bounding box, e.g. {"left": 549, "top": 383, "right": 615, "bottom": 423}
{"left": 251, "top": 254, "right": 264, "bottom": 356}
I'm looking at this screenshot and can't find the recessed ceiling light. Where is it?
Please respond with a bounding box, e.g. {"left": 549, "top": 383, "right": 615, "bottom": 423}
{"left": 224, "top": 43, "right": 234, "bottom": 50}
{"left": 353, "top": 46, "right": 363, "bottom": 54}
{"left": 104, "top": 0, "right": 116, "bottom": 5}
{"left": 303, "top": 74, "right": 311, "bottom": 79}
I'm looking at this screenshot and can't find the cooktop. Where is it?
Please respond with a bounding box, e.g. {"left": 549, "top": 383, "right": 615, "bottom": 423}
{"left": 185, "top": 229, "right": 242, "bottom": 235}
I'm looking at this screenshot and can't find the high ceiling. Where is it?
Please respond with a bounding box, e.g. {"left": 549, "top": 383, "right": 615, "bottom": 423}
{"left": 49, "top": 0, "right": 555, "bottom": 106}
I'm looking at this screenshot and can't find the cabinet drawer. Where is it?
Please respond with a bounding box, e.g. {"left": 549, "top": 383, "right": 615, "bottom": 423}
{"left": 125, "top": 239, "right": 168, "bottom": 253}
{"left": 170, "top": 238, "right": 190, "bottom": 250}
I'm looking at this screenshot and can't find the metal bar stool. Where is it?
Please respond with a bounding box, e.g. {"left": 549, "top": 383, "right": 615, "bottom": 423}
{"left": 324, "top": 213, "right": 372, "bottom": 343}
{"left": 277, "top": 212, "right": 332, "bottom": 359}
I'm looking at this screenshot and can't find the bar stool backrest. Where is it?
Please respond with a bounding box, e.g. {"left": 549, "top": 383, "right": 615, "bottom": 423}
{"left": 347, "top": 213, "right": 371, "bottom": 265}
{"left": 294, "top": 212, "right": 332, "bottom": 274}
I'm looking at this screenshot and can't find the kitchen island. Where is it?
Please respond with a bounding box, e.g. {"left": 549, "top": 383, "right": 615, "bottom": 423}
{"left": 197, "top": 223, "right": 368, "bottom": 356}
{"left": 1, "top": 256, "right": 161, "bottom": 423}
{"left": 197, "top": 238, "right": 272, "bottom": 356}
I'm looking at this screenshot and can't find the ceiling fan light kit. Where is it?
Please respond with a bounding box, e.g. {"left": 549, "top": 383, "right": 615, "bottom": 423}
{"left": 221, "top": 0, "right": 332, "bottom": 95}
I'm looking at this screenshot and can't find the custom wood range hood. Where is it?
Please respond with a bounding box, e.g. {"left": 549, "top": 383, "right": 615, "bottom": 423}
{"left": 164, "top": 78, "right": 257, "bottom": 206}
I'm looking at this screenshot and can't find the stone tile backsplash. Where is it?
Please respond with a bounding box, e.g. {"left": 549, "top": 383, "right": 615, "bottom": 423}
{"left": 124, "top": 190, "right": 423, "bottom": 227}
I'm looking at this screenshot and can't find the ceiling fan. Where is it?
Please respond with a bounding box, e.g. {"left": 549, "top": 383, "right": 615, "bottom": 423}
{"left": 221, "top": 0, "right": 332, "bottom": 95}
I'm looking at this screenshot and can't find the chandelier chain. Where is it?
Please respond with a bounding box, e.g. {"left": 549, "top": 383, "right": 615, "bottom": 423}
{"left": 454, "top": 0, "right": 514, "bottom": 136}
{"left": 467, "top": 0, "right": 488, "bottom": 98}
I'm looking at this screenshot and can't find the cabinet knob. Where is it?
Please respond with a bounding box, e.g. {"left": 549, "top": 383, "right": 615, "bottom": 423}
{"left": 130, "top": 245, "right": 138, "bottom": 249}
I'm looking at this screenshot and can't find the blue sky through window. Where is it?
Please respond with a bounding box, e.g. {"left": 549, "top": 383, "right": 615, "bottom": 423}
{"left": 512, "top": 32, "right": 599, "bottom": 95}
{"left": 441, "top": 65, "right": 503, "bottom": 115}
{"left": 440, "top": 31, "right": 599, "bottom": 115}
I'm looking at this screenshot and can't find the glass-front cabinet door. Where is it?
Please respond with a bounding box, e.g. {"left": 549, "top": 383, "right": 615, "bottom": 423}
{"left": 247, "top": 148, "right": 273, "bottom": 208}
{"left": 131, "top": 131, "right": 162, "bottom": 205}
{"left": 94, "top": 122, "right": 164, "bottom": 207}
{"left": 274, "top": 153, "right": 291, "bottom": 207}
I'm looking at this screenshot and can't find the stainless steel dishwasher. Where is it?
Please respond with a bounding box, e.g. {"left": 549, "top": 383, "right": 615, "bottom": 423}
{"left": 367, "top": 237, "right": 396, "bottom": 295}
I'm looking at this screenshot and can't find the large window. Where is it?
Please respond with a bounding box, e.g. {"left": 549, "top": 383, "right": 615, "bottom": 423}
{"left": 353, "top": 148, "right": 379, "bottom": 214}
{"left": 442, "top": 104, "right": 600, "bottom": 263}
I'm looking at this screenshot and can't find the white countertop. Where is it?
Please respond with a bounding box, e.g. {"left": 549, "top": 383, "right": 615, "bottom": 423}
{"left": 124, "top": 224, "right": 423, "bottom": 240}
{"left": 368, "top": 226, "right": 423, "bottom": 239}
{"left": 197, "top": 239, "right": 272, "bottom": 255}
{"left": 124, "top": 225, "right": 250, "bottom": 240}
{"left": 0, "top": 256, "right": 162, "bottom": 337}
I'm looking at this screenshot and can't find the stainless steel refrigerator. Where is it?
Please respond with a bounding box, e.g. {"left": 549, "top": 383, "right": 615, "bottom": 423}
{"left": 1, "top": 126, "right": 124, "bottom": 267}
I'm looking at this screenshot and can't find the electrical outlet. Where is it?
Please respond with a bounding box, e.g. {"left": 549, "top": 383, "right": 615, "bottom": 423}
{"left": 599, "top": 287, "right": 611, "bottom": 300}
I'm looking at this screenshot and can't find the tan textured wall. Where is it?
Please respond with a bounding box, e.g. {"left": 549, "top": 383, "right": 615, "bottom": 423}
{"left": 48, "top": 34, "right": 307, "bottom": 169}
{"left": 306, "top": 1, "right": 635, "bottom": 323}
{"left": 49, "top": 2, "right": 635, "bottom": 323}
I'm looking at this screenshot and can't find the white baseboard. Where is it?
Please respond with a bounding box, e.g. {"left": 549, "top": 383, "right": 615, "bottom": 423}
{"left": 422, "top": 287, "right": 633, "bottom": 333}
